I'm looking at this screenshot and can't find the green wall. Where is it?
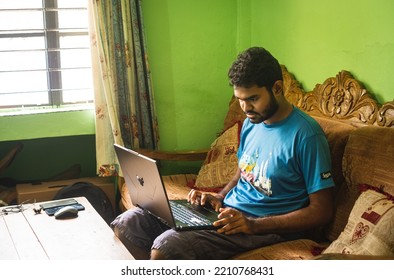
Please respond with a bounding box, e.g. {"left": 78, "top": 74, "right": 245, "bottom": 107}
{"left": 142, "top": 0, "right": 238, "bottom": 151}
{"left": 249, "top": 0, "right": 394, "bottom": 104}
{"left": 1, "top": 135, "right": 96, "bottom": 183}
{"left": 141, "top": 0, "right": 239, "bottom": 174}
{"left": 2, "top": 0, "right": 394, "bottom": 180}
{"left": 0, "top": 110, "right": 95, "bottom": 141}
{"left": 0, "top": 110, "right": 96, "bottom": 182}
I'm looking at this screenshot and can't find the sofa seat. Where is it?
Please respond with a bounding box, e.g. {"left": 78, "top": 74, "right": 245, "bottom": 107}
{"left": 232, "top": 239, "right": 329, "bottom": 260}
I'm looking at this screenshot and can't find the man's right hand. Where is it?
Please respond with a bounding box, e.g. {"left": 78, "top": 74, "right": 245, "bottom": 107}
{"left": 187, "top": 189, "right": 223, "bottom": 212}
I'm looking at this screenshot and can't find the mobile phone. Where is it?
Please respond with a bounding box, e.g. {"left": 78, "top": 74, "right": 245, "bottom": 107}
{"left": 39, "top": 198, "right": 78, "bottom": 210}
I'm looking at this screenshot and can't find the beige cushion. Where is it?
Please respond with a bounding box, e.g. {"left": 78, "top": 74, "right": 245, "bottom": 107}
{"left": 222, "top": 97, "right": 245, "bottom": 131}
{"left": 327, "top": 126, "right": 394, "bottom": 242}
{"left": 323, "top": 186, "right": 394, "bottom": 256}
{"left": 193, "top": 122, "right": 240, "bottom": 191}
{"left": 233, "top": 239, "right": 325, "bottom": 260}
{"left": 163, "top": 174, "right": 197, "bottom": 200}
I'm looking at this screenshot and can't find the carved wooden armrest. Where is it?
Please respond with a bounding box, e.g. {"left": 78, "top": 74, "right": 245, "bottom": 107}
{"left": 135, "top": 148, "right": 209, "bottom": 161}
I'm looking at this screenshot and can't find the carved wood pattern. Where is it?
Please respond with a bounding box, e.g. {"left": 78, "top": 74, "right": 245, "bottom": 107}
{"left": 377, "top": 102, "right": 394, "bottom": 127}
{"left": 282, "top": 65, "right": 305, "bottom": 108}
{"left": 283, "top": 67, "right": 394, "bottom": 128}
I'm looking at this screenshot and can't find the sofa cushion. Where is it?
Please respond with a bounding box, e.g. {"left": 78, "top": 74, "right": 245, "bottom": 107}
{"left": 232, "top": 239, "right": 326, "bottom": 260}
{"left": 342, "top": 126, "right": 394, "bottom": 196}
{"left": 326, "top": 126, "right": 394, "bottom": 241}
{"left": 163, "top": 174, "right": 198, "bottom": 199}
{"left": 222, "top": 97, "right": 245, "bottom": 132}
{"left": 323, "top": 185, "right": 394, "bottom": 256}
{"left": 193, "top": 122, "right": 241, "bottom": 192}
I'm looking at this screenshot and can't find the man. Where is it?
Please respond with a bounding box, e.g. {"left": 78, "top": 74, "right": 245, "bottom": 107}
{"left": 111, "top": 47, "right": 334, "bottom": 259}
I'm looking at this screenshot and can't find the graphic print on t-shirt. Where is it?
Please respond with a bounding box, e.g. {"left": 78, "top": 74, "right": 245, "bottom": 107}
{"left": 239, "top": 150, "right": 272, "bottom": 196}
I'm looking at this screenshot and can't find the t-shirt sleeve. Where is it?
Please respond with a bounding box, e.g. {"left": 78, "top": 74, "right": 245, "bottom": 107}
{"left": 298, "top": 133, "right": 335, "bottom": 194}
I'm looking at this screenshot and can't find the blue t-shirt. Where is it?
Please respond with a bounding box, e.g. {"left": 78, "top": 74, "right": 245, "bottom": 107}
{"left": 223, "top": 107, "right": 334, "bottom": 217}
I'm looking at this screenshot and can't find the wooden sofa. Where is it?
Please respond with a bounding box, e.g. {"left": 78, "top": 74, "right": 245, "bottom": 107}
{"left": 119, "top": 66, "right": 394, "bottom": 259}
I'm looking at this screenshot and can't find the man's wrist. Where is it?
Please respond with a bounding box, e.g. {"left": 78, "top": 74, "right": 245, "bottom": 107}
{"left": 215, "top": 193, "right": 226, "bottom": 200}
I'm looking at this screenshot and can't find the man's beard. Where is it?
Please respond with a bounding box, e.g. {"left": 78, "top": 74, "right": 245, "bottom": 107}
{"left": 245, "top": 93, "right": 279, "bottom": 124}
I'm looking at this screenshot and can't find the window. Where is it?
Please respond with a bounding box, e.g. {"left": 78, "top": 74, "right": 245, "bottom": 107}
{"left": 0, "top": 0, "right": 93, "bottom": 113}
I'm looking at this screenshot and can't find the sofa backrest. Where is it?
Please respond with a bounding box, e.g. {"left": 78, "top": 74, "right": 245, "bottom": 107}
{"left": 324, "top": 126, "right": 394, "bottom": 241}
{"left": 344, "top": 127, "right": 394, "bottom": 197}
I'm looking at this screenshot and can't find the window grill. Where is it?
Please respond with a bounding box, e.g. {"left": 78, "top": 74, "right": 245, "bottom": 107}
{"left": 0, "top": 0, "right": 93, "bottom": 111}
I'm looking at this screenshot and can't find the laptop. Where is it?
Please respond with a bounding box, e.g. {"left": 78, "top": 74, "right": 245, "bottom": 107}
{"left": 114, "top": 144, "right": 219, "bottom": 231}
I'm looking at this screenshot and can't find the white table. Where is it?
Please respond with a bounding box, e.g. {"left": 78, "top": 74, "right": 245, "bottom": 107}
{"left": 0, "top": 197, "right": 134, "bottom": 260}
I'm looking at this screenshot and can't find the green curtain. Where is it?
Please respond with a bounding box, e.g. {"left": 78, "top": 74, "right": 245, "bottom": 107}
{"left": 88, "top": 0, "right": 159, "bottom": 177}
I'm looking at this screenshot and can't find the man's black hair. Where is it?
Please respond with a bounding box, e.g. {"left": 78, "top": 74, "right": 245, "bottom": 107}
{"left": 228, "top": 47, "right": 283, "bottom": 90}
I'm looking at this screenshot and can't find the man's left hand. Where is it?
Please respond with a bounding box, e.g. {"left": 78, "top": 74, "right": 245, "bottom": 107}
{"left": 213, "top": 207, "right": 254, "bottom": 235}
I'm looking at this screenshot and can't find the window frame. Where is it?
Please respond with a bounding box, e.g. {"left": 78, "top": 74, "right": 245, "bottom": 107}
{"left": 0, "top": 0, "right": 93, "bottom": 112}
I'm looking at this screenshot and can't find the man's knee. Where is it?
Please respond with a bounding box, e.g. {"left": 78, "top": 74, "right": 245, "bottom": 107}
{"left": 111, "top": 209, "right": 155, "bottom": 255}
{"left": 111, "top": 208, "right": 144, "bottom": 229}
{"left": 152, "top": 230, "right": 199, "bottom": 259}
{"left": 150, "top": 249, "right": 166, "bottom": 260}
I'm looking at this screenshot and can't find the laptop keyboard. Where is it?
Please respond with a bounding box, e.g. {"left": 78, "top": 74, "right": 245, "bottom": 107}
{"left": 170, "top": 201, "right": 213, "bottom": 226}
